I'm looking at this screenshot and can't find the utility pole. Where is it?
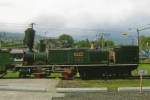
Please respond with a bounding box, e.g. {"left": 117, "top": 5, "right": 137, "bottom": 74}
{"left": 132, "top": 38, "right": 134, "bottom": 45}
{"left": 96, "top": 33, "right": 104, "bottom": 49}
{"left": 137, "top": 28, "right": 140, "bottom": 48}
{"left": 137, "top": 28, "right": 140, "bottom": 63}
{"left": 0, "top": 34, "right": 1, "bottom": 48}
{"left": 129, "top": 25, "right": 150, "bottom": 63}
{"left": 100, "top": 33, "right": 104, "bottom": 49}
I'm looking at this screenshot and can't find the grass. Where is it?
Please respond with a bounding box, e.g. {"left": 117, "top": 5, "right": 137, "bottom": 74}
{"left": 132, "top": 64, "right": 150, "bottom": 76}
{"left": 138, "top": 64, "right": 150, "bottom": 74}
{"left": 3, "top": 71, "right": 19, "bottom": 78}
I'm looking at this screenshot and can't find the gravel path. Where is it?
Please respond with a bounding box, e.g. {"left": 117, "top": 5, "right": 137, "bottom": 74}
{"left": 0, "top": 79, "right": 60, "bottom": 100}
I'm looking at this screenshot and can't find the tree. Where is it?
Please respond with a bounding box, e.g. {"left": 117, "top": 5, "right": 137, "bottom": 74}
{"left": 58, "top": 34, "right": 74, "bottom": 48}
{"left": 105, "top": 40, "right": 115, "bottom": 47}
{"left": 74, "top": 39, "right": 90, "bottom": 48}
{"left": 140, "top": 35, "right": 150, "bottom": 50}
{"left": 97, "top": 39, "right": 114, "bottom": 48}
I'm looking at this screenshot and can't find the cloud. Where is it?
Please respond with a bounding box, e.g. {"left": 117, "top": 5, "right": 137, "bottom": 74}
{"left": 0, "top": 0, "right": 150, "bottom": 38}
{"left": 0, "top": 2, "right": 14, "bottom": 7}
{"left": 34, "top": 14, "right": 67, "bottom": 28}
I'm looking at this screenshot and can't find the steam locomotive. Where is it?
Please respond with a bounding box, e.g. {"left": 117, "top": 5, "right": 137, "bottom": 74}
{"left": 0, "top": 26, "right": 139, "bottom": 79}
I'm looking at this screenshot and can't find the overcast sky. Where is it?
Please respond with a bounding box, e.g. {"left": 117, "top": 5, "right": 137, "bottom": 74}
{"left": 0, "top": 0, "right": 150, "bottom": 39}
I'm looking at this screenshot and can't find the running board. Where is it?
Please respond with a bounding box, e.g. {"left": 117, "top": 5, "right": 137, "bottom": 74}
{"left": 16, "top": 64, "right": 138, "bottom": 68}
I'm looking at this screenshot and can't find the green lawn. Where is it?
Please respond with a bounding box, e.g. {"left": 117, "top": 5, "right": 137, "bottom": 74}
{"left": 132, "top": 64, "right": 150, "bottom": 76}
{"left": 3, "top": 71, "right": 19, "bottom": 78}
{"left": 138, "top": 64, "right": 150, "bottom": 74}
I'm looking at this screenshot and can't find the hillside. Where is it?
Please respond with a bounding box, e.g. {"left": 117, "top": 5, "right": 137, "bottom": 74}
{"left": 0, "top": 32, "right": 44, "bottom": 42}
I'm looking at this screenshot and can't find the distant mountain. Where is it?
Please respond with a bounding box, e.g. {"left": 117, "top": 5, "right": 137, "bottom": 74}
{"left": 0, "top": 32, "right": 44, "bottom": 42}
{"left": 0, "top": 31, "right": 138, "bottom": 45}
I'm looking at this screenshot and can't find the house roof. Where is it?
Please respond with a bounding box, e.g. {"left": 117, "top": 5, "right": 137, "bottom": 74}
{"left": 10, "top": 49, "right": 24, "bottom": 54}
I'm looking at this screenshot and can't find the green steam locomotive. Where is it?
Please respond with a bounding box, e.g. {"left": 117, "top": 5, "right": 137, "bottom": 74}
{"left": 0, "top": 26, "right": 139, "bottom": 79}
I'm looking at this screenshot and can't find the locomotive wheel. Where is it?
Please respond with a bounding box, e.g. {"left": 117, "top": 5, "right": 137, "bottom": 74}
{"left": 62, "top": 67, "right": 76, "bottom": 80}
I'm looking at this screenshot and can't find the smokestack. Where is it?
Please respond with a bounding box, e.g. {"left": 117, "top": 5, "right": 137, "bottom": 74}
{"left": 24, "top": 23, "right": 35, "bottom": 52}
